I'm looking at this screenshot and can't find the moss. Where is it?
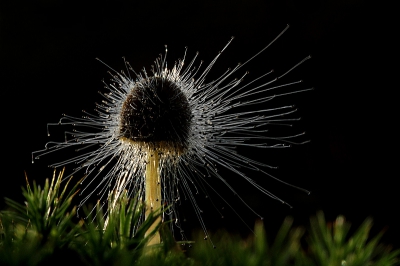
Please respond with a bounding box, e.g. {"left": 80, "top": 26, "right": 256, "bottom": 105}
{"left": 1, "top": 170, "right": 399, "bottom": 266}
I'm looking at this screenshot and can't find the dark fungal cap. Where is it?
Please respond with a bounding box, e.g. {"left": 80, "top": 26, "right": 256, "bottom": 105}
{"left": 119, "top": 77, "right": 192, "bottom": 155}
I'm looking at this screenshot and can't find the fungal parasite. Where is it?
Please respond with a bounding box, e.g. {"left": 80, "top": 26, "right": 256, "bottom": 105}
{"left": 33, "top": 24, "right": 312, "bottom": 246}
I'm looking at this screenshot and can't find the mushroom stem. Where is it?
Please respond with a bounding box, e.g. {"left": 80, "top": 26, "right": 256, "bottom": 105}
{"left": 145, "top": 150, "right": 161, "bottom": 245}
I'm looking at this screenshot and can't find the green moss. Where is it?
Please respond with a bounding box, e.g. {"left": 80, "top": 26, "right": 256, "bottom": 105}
{"left": 1, "top": 170, "right": 399, "bottom": 266}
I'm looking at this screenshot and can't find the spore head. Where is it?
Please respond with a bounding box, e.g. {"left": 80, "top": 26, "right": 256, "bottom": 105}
{"left": 119, "top": 76, "right": 192, "bottom": 155}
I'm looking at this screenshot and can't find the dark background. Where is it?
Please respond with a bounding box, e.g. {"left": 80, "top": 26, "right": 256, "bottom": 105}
{"left": 1, "top": 0, "right": 397, "bottom": 249}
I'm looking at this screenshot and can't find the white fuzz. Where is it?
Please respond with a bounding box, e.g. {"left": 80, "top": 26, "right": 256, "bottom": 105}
{"left": 33, "top": 24, "right": 312, "bottom": 242}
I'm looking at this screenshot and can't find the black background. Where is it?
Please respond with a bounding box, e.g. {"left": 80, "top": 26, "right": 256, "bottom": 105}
{"left": 1, "top": 0, "right": 397, "bottom": 249}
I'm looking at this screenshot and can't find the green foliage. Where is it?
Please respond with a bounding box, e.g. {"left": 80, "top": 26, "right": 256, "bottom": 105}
{"left": 188, "top": 217, "right": 304, "bottom": 266}
{"left": 296, "top": 211, "right": 400, "bottom": 266}
{"left": 0, "top": 169, "right": 168, "bottom": 265}
{"left": 1, "top": 170, "right": 399, "bottom": 265}
{"left": 73, "top": 190, "right": 163, "bottom": 265}
{"left": 188, "top": 213, "right": 399, "bottom": 266}
{"left": 0, "top": 169, "right": 81, "bottom": 265}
